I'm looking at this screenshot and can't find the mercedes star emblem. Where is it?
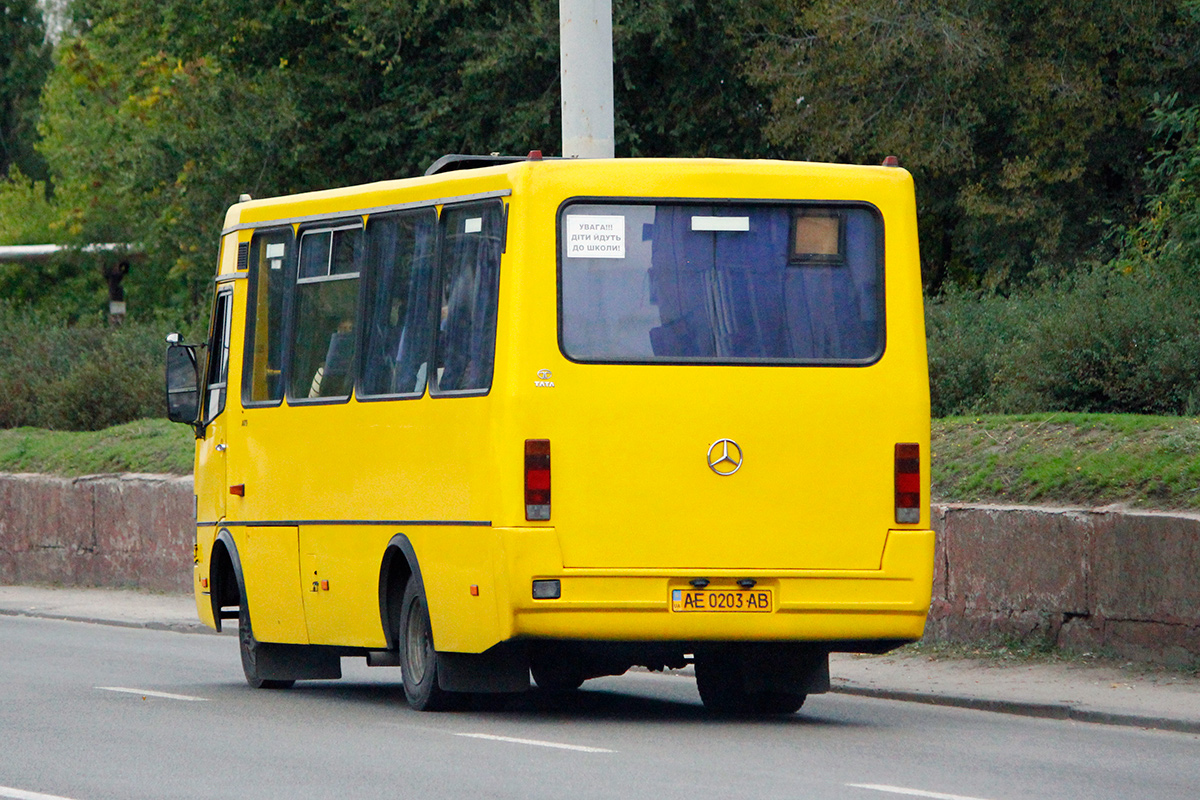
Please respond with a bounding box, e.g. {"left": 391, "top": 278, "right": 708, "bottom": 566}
{"left": 707, "top": 439, "right": 743, "bottom": 476}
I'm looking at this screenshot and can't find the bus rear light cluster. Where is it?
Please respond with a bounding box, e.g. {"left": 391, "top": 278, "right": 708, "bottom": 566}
{"left": 895, "top": 443, "right": 920, "bottom": 524}
{"left": 525, "top": 439, "right": 551, "bottom": 520}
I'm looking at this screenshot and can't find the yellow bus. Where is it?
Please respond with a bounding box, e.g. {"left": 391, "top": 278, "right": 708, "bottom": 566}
{"left": 166, "top": 154, "right": 933, "bottom": 714}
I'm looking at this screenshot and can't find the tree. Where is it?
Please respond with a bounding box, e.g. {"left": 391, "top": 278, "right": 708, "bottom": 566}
{"left": 35, "top": 0, "right": 778, "bottom": 315}
{"left": 748, "top": 0, "right": 1200, "bottom": 290}
{"left": 38, "top": 1, "right": 309, "bottom": 309}
{"left": 1, "top": 0, "right": 52, "bottom": 182}
{"left": 333, "top": 0, "right": 773, "bottom": 159}
{"left": 1117, "top": 93, "right": 1200, "bottom": 280}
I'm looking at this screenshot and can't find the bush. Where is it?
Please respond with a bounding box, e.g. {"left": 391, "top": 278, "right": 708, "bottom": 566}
{"left": 1000, "top": 270, "right": 1200, "bottom": 414}
{"left": 0, "top": 304, "right": 203, "bottom": 431}
{"left": 926, "top": 286, "right": 1037, "bottom": 417}
{"left": 927, "top": 267, "right": 1200, "bottom": 417}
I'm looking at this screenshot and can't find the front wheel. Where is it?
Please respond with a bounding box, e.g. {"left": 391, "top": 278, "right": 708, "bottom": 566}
{"left": 239, "top": 601, "right": 294, "bottom": 690}
{"left": 399, "top": 576, "right": 453, "bottom": 711}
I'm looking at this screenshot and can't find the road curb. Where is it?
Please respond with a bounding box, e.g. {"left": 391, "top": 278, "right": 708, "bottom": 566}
{"left": 830, "top": 684, "right": 1200, "bottom": 734}
{"left": 0, "top": 606, "right": 222, "bottom": 635}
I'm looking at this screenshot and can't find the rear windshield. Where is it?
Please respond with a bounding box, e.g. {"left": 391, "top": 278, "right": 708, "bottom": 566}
{"left": 559, "top": 202, "right": 884, "bottom": 364}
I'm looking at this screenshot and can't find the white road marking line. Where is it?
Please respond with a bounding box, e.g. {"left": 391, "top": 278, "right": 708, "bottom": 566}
{"left": 0, "top": 786, "right": 78, "bottom": 800}
{"left": 454, "top": 732, "right": 615, "bottom": 753}
{"left": 95, "top": 686, "right": 207, "bottom": 702}
{"left": 847, "top": 785, "right": 994, "bottom": 800}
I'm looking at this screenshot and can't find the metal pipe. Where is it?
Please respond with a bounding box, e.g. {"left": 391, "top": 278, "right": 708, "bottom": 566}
{"left": 559, "top": 0, "right": 615, "bottom": 159}
{"left": 0, "top": 243, "right": 140, "bottom": 264}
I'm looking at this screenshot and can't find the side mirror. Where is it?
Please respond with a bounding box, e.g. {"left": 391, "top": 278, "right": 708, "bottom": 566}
{"left": 165, "top": 339, "right": 201, "bottom": 430}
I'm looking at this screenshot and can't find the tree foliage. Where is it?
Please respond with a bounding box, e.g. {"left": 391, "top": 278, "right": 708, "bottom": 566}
{"left": 1, "top": 0, "right": 52, "bottom": 181}
{"left": 928, "top": 90, "right": 1200, "bottom": 418}
{"left": 12, "top": 0, "right": 1200, "bottom": 318}
{"left": 750, "top": 0, "right": 1200, "bottom": 290}
{"left": 29, "top": 0, "right": 770, "bottom": 315}
{"left": 5, "top": 0, "right": 1200, "bottom": 422}
{"left": 1121, "top": 93, "right": 1200, "bottom": 279}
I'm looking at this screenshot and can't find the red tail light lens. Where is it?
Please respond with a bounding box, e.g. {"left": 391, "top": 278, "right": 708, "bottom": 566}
{"left": 895, "top": 443, "right": 920, "bottom": 524}
{"left": 525, "top": 439, "right": 551, "bottom": 520}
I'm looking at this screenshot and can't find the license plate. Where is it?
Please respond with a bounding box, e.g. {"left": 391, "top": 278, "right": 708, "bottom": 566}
{"left": 671, "top": 588, "right": 773, "bottom": 613}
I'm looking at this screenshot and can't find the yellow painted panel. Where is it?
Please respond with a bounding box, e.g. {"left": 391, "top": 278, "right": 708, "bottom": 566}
{"left": 193, "top": 525, "right": 217, "bottom": 630}
{"left": 513, "top": 608, "right": 929, "bottom": 642}
{"left": 298, "top": 525, "right": 391, "bottom": 647}
{"left": 195, "top": 157, "right": 932, "bottom": 652}
{"left": 236, "top": 527, "right": 308, "bottom": 644}
{"left": 504, "top": 526, "right": 934, "bottom": 644}
{"left": 287, "top": 524, "right": 504, "bottom": 653}
{"left": 497, "top": 160, "right": 928, "bottom": 572}
{"left": 406, "top": 527, "right": 503, "bottom": 654}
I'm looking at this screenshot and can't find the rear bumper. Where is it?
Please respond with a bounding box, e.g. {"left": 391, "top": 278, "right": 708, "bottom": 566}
{"left": 496, "top": 528, "right": 934, "bottom": 645}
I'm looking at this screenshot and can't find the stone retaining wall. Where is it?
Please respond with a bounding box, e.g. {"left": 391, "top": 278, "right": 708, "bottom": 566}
{"left": 929, "top": 504, "right": 1200, "bottom": 666}
{"left": 1, "top": 473, "right": 1197, "bottom": 664}
{"left": 0, "top": 473, "right": 194, "bottom": 593}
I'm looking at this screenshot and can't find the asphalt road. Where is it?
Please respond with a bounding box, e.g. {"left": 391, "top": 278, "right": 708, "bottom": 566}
{"left": 2, "top": 616, "right": 1198, "bottom": 800}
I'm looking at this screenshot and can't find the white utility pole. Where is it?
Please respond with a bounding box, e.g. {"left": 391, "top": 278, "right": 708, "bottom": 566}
{"left": 559, "top": 0, "right": 615, "bottom": 158}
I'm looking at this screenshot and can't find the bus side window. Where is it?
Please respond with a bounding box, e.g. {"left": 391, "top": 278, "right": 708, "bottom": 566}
{"left": 431, "top": 201, "right": 504, "bottom": 395}
{"left": 289, "top": 223, "right": 363, "bottom": 401}
{"left": 358, "top": 208, "right": 439, "bottom": 398}
{"left": 243, "top": 229, "right": 292, "bottom": 405}
{"left": 203, "top": 289, "right": 233, "bottom": 424}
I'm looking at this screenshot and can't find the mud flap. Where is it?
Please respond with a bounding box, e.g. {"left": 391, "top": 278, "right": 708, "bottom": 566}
{"left": 739, "top": 643, "right": 831, "bottom": 696}
{"left": 437, "top": 641, "right": 530, "bottom": 693}
{"left": 255, "top": 643, "right": 343, "bottom": 681}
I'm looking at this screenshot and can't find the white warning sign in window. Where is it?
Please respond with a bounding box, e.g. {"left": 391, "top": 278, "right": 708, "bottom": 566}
{"left": 265, "top": 242, "right": 285, "bottom": 270}
{"left": 565, "top": 215, "right": 625, "bottom": 258}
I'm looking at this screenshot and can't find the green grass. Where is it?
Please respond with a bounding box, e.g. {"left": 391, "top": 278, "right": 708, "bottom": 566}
{"left": 933, "top": 413, "right": 1200, "bottom": 510}
{"left": 6, "top": 412, "right": 1200, "bottom": 511}
{"left": 0, "top": 419, "right": 193, "bottom": 476}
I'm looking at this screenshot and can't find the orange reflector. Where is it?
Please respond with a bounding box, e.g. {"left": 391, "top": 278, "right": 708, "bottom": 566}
{"left": 200, "top": 578, "right": 208, "bottom": 588}
{"left": 320, "top": 580, "right": 329, "bottom": 591}
{"left": 895, "top": 443, "right": 920, "bottom": 524}
{"left": 229, "top": 484, "right": 245, "bottom": 497}
{"left": 470, "top": 584, "right": 479, "bottom": 596}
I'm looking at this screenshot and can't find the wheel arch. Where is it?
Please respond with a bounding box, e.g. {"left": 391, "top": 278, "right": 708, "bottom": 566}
{"left": 378, "top": 533, "right": 423, "bottom": 651}
{"left": 210, "top": 529, "right": 246, "bottom": 634}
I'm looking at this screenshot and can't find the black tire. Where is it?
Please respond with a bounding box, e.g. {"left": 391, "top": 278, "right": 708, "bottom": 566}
{"left": 695, "top": 648, "right": 805, "bottom": 715}
{"left": 239, "top": 601, "right": 294, "bottom": 690}
{"left": 747, "top": 690, "right": 807, "bottom": 715}
{"left": 399, "top": 576, "right": 453, "bottom": 711}
{"left": 530, "top": 657, "right": 585, "bottom": 693}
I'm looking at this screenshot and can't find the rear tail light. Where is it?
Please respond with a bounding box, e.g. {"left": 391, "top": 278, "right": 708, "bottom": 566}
{"left": 895, "top": 443, "right": 920, "bottom": 524}
{"left": 525, "top": 439, "right": 551, "bottom": 520}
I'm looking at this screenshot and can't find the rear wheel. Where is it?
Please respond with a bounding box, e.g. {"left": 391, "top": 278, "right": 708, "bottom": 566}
{"left": 238, "top": 601, "right": 294, "bottom": 690}
{"left": 694, "top": 648, "right": 805, "bottom": 715}
{"left": 399, "top": 576, "right": 452, "bottom": 711}
{"left": 530, "top": 653, "right": 585, "bottom": 693}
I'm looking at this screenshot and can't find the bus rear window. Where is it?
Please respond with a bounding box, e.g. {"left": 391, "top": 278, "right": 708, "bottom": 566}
{"left": 559, "top": 203, "right": 883, "bottom": 364}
